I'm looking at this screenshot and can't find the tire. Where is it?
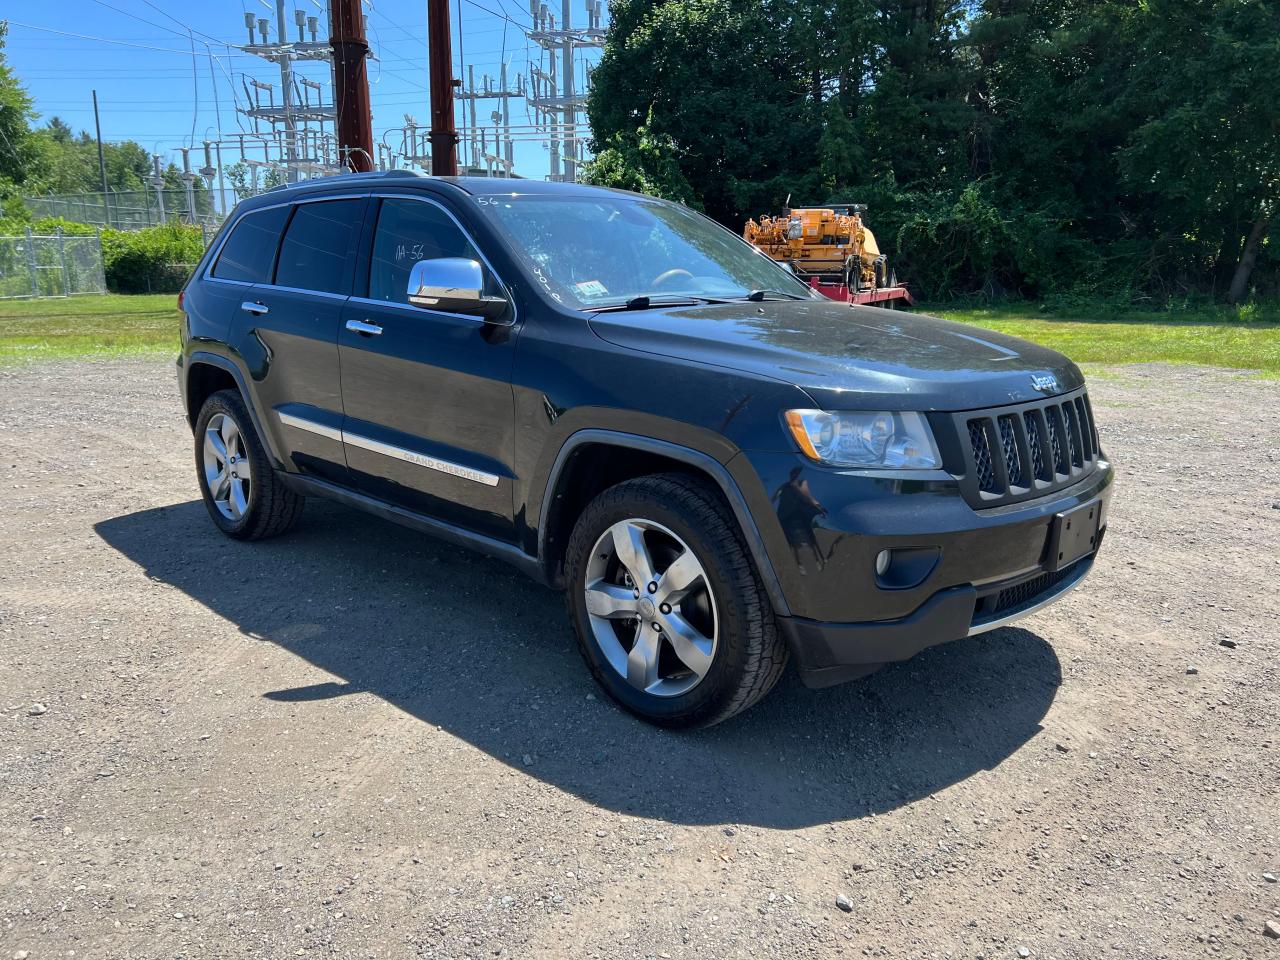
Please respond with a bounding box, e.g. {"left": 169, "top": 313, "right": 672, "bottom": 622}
{"left": 565, "top": 473, "right": 788, "bottom": 728}
{"left": 194, "top": 388, "right": 303, "bottom": 540}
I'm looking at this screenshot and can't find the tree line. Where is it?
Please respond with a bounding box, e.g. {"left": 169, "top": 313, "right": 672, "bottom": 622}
{"left": 584, "top": 0, "right": 1278, "bottom": 304}
{"left": 0, "top": 25, "right": 227, "bottom": 226}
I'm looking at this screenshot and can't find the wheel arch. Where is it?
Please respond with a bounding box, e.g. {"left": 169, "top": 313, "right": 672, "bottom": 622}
{"left": 184, "top": 351, "right": 285, "bottom": 468}
{"left": 536, "top": 430, "right": 791, "bottom": 616}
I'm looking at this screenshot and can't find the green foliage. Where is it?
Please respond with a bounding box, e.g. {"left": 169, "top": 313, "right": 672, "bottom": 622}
{"left": 590, "top": 0, "right": 1280, "bottom": 302}
{"left": 582, "top": 109, "right": 698, "bottom": 204}
{"left": 225, "top": 162, "right": 286, "bottom": 200}
{"left": 100, "top": 222, "right": 204, "bottom": 294}
{"left": 0, "top": 30, "right": 212, "bottom": 219}
{"left": 0, "top": 25, "right": 38, "bottom": 186}
{"left": 586, "top": 0, "right": 821, "bottom": 225}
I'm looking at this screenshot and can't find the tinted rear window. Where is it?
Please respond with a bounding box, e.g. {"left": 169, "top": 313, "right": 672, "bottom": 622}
{"left": 212, "top": 206, "right": 290, "bottom": 283}
{"left": 274, "top": 198, "right": 364, "bottom": 295}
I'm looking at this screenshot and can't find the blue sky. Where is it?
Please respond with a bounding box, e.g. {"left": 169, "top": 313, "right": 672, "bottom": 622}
{"left": 4, "top": 0, "right": 603, "bottom": 197}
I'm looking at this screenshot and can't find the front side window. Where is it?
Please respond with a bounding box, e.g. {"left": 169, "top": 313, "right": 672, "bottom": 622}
{"left": 367, "top": 197, "right": 496, "bottom": 304}
{"left": 274, "top": 198, "right": 364, "bottom": 294}
{"left": 211, "top": 205, "right": 290, "bottom": 284}
{"left": 472, "top": 194, "right": 813, "bottom": 309}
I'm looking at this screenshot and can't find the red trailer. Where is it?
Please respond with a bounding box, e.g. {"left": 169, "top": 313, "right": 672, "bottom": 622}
{"left": 808, "top": 277, "right": 915, "bottom": 308}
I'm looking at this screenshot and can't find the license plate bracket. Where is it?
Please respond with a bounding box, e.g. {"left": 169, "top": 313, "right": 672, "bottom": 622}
{"left": 1046, "top": 500, "right": 1101, "bottom": 572}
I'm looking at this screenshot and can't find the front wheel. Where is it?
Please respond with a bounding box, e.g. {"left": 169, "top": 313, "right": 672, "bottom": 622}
{"left": 565, "top": 474, "right": 788, "bottom": 727}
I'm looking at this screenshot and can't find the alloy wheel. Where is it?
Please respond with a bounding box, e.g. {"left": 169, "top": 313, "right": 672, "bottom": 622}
{"left": 583, "top": 518, "right": 719, "bottom": 698}
{"left": 202, "top": 412, "right": 252, "bottom": 521}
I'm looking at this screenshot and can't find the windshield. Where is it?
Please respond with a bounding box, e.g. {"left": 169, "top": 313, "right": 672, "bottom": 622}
{"left": 472, "top": 193, "right": 815, "bottom": 309}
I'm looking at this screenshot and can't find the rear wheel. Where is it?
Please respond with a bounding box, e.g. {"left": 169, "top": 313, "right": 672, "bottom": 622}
{"left": 194, "top": 389, "right": 303, "bottom": 540}
{"left": 565, "top": 474, "right": 788, "bottom": 727}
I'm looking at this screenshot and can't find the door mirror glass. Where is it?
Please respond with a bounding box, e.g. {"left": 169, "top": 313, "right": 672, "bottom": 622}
{"left": 407, "top": 258, "right": 508, "bottom": 320}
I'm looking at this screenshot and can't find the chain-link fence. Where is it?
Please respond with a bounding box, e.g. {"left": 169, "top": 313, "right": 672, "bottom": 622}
{"left": 113, "top": 262, "right": 201, "bottom": 295}
{"left": 0, "top": 230, "right": 108, "bottom": 299}
{"left": 24, "top": 189, "right": 223, "bottom": 230}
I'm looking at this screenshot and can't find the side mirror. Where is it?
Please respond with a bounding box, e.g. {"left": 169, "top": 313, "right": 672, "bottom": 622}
{"left": 406, "top": 258, "right": 509, "bottom": 321}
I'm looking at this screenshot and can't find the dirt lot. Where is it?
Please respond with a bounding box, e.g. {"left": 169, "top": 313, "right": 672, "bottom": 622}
{"left": 2, "top": 359, "right": 1277, "bottom": 960}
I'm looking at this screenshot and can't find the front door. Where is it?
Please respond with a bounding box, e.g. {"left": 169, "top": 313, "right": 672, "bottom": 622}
{"left": 337, "top": 194, "right": 519, "bottom": 541}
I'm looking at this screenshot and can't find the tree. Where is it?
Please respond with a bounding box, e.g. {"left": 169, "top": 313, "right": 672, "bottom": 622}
{"left": 586, "top": 0, "right": 819, "bottom": 225}
{"left": 0, "top": 23, "right": 38, "bottom": 216}
{"left": 582, "top": 108, "right": 698, "bottom": 204}
{"left": 588, "top": 0, "right": 1280, "bottom": 301}
{"left": 225, "top": 162, "right": 286, "bottom": 199}
{"left": 1119, "top": 0, "right": 1280, "bottom": 302}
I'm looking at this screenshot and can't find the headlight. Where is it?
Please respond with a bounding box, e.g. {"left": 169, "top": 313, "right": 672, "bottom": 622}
{"left": 784, "top": 409, "right": 941, "bottom": 469}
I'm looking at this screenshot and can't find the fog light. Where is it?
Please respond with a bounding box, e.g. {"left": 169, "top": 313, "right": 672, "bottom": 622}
{"left": 873, "top": 546, "right": 942, "bottom": 590}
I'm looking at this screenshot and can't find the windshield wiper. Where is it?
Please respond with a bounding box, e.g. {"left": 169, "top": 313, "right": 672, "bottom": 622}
{"left": 744, "top": 289, "right": 807, "bottom": 302}
{"left": 585, "top": 295, "right": 727, "bottom": 313}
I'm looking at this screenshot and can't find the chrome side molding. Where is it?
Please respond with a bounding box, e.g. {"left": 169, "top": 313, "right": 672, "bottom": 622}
{"left": 277, "top": 410, "right": 500, "bottom": 487}
{"left": 277, "top": 411, "right": 342, "bottom": 442}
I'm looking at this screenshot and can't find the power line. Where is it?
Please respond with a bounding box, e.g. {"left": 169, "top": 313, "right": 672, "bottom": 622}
{"left": 3, "top": 20, "right": 208, "bottom": 54}
{"left": 135, "top": 0, "right": 236, "bottom": 48}
{"left": 188, "top": 29, "right": 200, "bottom": 146}
{"left": 81, "top": 1, "right": 211, "bottom": 149}
{"left": 85, "top": 0, "right": 206, "bottom": 43}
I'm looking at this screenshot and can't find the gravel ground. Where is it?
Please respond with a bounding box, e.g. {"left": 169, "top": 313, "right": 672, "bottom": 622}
{"left": 1, "top": 358, "right": 1278, "bottom": 960}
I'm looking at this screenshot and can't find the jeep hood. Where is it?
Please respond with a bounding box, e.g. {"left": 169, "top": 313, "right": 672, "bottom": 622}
{"left": 586, "top": 300, "right": 1084, "bottom": 411}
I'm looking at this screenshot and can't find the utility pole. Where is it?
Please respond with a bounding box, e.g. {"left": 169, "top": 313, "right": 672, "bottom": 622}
{"left": 427, "top": 0, "right": 459, "bottom": 176}
{"left": 561, "top": 0, "right": 574, "bottom": 181}
{"left": 467, "top": 64, "right": 479, "bottom": 170}
{"left": 274, "top": 0, "right": 299, "bottom": 181}
{"left": 527, "top": 0, "right": 603, "bottom": 181}
{"left": 500, "top": 62, "right": 513, "bottom": 174}
{"left": 204, "top": 48, "right": 229, "bottom": 215}
{"left": 455, "top": 66, "right": 523, "bottom": 176}
{"left": 237, "top": 12, "right": 337, "bottom": 182}
{"left": 329, "top": 0, "right": 374, "bottom": 172}
{"left": 91, "top": 90, "right": 111, "bottom": 227}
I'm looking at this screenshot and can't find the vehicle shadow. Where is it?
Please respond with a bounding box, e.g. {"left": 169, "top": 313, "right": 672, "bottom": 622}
{"left": 95, "top": 499, "right": 1063, "bottom": 829}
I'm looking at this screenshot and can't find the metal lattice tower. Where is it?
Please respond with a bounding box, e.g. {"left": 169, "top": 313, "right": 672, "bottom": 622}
{"left": 233, "top": 3, "right": 344, "bottom": 182}
{"left": 526, "top": 0, "right": 605, "bottom": 181}
{"left": 454, "top": 63, "right": 527, "bottom": 177}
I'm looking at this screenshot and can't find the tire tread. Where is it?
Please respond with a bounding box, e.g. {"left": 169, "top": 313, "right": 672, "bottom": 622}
{"left": 565, "top": 472, "right": 788, "bottom": 727}
{"left": 197, "top": 389, "right": 303, "bottom": 541}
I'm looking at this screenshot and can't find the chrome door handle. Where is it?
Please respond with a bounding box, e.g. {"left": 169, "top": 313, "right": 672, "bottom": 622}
{"left": 346, "top": 319, "right": 383, "bottom": 336}
{"left": 240, "top": 301, "right": 269, "bottom": 316}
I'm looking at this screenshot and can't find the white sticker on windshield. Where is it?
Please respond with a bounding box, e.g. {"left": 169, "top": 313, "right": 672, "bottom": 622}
{"left": 573, "top": 279, "right": 609, "bottom": 298}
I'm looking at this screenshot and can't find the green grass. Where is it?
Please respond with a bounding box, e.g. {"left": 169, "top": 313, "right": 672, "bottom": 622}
{"left": 923, "top": 301, "right": 1280, "bottom": 377}
{"left": 0, "top": 293, "right": 180, "bottom": 363}
{"left": 2, "top": 292, "right": 1278, "bottom": 376}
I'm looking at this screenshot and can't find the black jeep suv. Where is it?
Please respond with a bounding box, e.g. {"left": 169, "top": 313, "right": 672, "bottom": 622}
{"left": 177, "top": 172, "right": 1113, "bottom": 727}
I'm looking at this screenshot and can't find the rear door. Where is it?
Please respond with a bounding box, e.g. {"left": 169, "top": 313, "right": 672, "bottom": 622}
{"left": 337, "top": 192, "right": 519, "bottom": 540}
{"left": 224, "top": 194, "right": 369, "bottom": 485}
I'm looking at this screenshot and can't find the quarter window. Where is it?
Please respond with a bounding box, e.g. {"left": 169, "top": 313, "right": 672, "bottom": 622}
{"left": 368, "top": 198, "right": 494, "bottom": 304}
{"left": 274, "top": 199, "right": 364, "bottom": 295}
{"left": 211, "top": 206, "right": 290, "bottom": 284}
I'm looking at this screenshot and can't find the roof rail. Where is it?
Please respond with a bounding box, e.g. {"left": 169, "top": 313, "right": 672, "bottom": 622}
{"left": 266, "top": 170, "right": 426, "bottom": 193}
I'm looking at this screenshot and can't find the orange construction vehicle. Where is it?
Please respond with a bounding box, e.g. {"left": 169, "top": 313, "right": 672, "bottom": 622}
{"left": 744, "top": 202, "right": 913, "bottom": 307}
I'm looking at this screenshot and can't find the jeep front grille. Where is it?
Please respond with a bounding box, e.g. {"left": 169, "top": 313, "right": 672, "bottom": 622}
{"left": 943, "top": 388, "right": 1101, "bottom": 508}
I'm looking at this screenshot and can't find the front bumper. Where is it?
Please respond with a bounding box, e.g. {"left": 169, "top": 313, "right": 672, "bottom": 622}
{"left": 778, "top": 549, "right": 1098, "bottom": 687}
{"left": 755, "top": 457, "right": 1114, "bottom": 688}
